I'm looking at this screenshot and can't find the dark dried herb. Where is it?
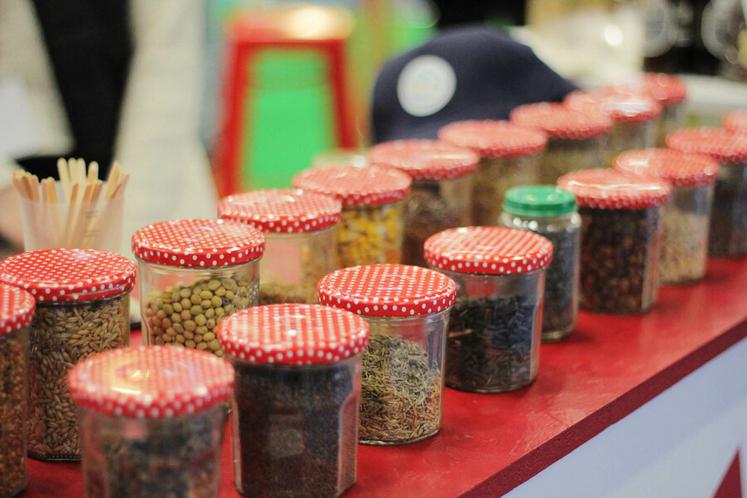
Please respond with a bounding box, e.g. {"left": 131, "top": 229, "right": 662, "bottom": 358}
{"left": 0, "top": 330, "right": 27, "bottom": 497}
{"left": 709, "top": 169, "right": 747, "bottom": 257}
{"left": 403, "top": 183, "right": 461, "bottom": 266}
{"left": 541, "top": 229, "right": 579, "bottom": 340}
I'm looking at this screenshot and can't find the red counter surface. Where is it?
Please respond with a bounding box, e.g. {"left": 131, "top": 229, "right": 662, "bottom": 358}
{"left": 26, "top": 258, "right": 747, "bottom": 497}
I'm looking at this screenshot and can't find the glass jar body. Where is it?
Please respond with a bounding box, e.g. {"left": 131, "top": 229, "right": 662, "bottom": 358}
{"left": 709, "top": 162, "right": 747, "bottom": 257}
{"left": 656, "top": 103, "right": 686, "bottom": 146}
{"left": 474, "top": 155, "right": 540, "bottom": 226}
{"left": 0, "top": 326, "right": 28, "bottom": 497}
{"left": 541, "top": 135, "right": 607, "bottom": 184}
{"left": 608, "top": 120, "right": 658, "bottom": 163}
{"left": 338, "top": 200, "right": 405, "bottom": 267}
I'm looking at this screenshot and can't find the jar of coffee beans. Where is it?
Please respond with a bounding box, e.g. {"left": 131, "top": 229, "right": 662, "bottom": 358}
{"left": 559, "top": 169, "right": 670, "bottom": 314}
{"left": 438, "top": 120, "right": 546, "bottom": 226}
{"left": 368, "top": 139, "right": 478, "bottom": 265}
{"left": 293, "top": 165, "right": 411, "bottom": 267}
{"left": 616, "top": 149, "right": 719, "bottom": 284}
{"left": 0, "top": 249, "right": 136, "bottom": 461}
{"left": 132, "top": 219, "right": 264, "bottom": 357}
{"left": 318, "top": 264, "right": 456, "bottom": 445}
{"left": 217, "top": 304, "right": 368, "bottom": 497}
{"left": 724, "top": 110, "right": 747, "bottom": 134}
{"left": 667, "top": 129, "right": 747, "bottom": 257}
{"left": 218, "top": 189, "right": 341, "bottom": 304}
{"left": 68, "top": 346, "right": 233, "bottom": 498}
{"left": 501, "top": 186, "right": 580, "bottom": 342}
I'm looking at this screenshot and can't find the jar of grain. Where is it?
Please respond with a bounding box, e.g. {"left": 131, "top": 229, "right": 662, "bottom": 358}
{"left": 0, "top": 249, "right": 136, "bottom": 461}
{"left": 368, "top": 139, "right": 478, "bottom": 265}
{"left": 318, "top": 264, "right": 456, "bottom": 445}
{"left": 68, "top": 346, "right": 233, "bottom": 498}
{"left": 218, "top": 189, "right": 341, "bottom": 304}
{"left": 217, "top": 304, "right": 368, "bottom": 497}
{"left": 724, "top": 110, "right": 747, "bottom": 134}
{"left": 132, "top": 219, "right": 264, "bottom": 357}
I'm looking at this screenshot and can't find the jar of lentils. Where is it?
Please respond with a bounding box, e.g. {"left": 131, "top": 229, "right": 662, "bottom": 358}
{"left": 217, "top": 304, "right": 368, "bottom": 497}
{"left": 132, "top": 219, "right": 264, "bottom": 357}
{"left": 724, "top": 110, "right": 747, "bottom": 134}
{"left": 218, "top": 189, "right": 341, "bottom": 304}
{"left": 559, "top": 169, "right": 670, "bottom": 314}
{"left": 0, "top": 249, "right": 135, "bottom": 461}
{"left": 68, "top": 346, "right": 234, "bottom": 498}
{"left": 318, "top": 264, "right": 456, "bottom": 445}
{"left": 368, "top": 139, "right": 478, "bottom": 265}
{"left": 293, "top": 165, "right": 411, "bottom": 267}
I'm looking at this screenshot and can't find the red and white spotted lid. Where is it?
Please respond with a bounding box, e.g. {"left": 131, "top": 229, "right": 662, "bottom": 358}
{"left": 565, "top": 91, "right": 661, "bottom": 124}
{"left": 424, "top": 227, "right": 553, "bottom": 275}
{"left": 367, "top": 139, "right": 479, "bottom": 180}
{"left": 615, "top": 148, "right": 719, "bottom": 188}
{"left": 216, "top": 303, "right": 369, "bottom": 365}
{"left": 666, "top": 128, "right": 747, "bottom": 165}
{"left": 724, "top": 110, "right": 747, "bottom": 134}
{"left": 292, "top": 165, "right": 412, "bottom": 207}
{"left": 0, "top": 249, "right": 136, "bottom": 303}
{"left": 510, "top": 102, "right": 613, "bottom": 140}
{"left": 437, "top": 120, "right": 548, "bottom": 159}
{"left": 634, "top": 73, "right": 687, "bottom": 106}
{"left": 0, "top": 284, "right": 35, "bottom": 335}
{"left": 317, "top": 264, "right": 456, "bottom": 317}
{"left": 132, "top": 219, "right": 265, "bottom": 268}
{"left": 68, "top": 346, "right": 234, "bottom": 418}
{"left": 558, "top": 168, "right": 671, "bottom": 209}
{"left": 218, "top": 189, "right": 341, "bottom": 233}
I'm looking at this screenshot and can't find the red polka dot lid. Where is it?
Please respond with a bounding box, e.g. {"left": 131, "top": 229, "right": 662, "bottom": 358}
{"left": 318, "top": 264, "right": 456, "bottom": 317}
{"left": 132, "top": 219, "right": 265, "bottom": 268}
{"left": 218, "top": 189, "right": 341, "bottom": 234}
{"left": 723, "top": 110, "right": 747, "bottom": 134}
{"left": 0, "top": 249, "right": 136, "bottom": 303}
{"left": 558, "top": 168, "right": 671, "bottom": 209}
{"left": 0, "top": 284, "right": 35, "bottom": 335}
{"left": 367, "top": 139, "right": 479, "bottom": 180}
{"left": 565, "top": 91, "right": 661, "bottom": 124}
{"left": 615, "top": 148, "right": 719, "bottom": 188}
{"left": 292, "top": 165, "right": 412, "bottom": 207}
{"left": 666, "top": 128, "right": 747, "bottom": 165}
{"left": 217, "top": 303, "right": 369, "bottom": 365}
{"left": 637, "top": 73, "right": 688, "bottom": 106}
{"left": 510, "top": 102, "right": 613, "bottom": 140}
{"left": 438, "top": 120, "right": 548, "bottom": 159}
{"left": 68, "top": 346, "right": 234, "bottom": 418}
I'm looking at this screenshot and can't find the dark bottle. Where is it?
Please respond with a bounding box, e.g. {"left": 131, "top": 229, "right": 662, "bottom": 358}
{"left": 643, "top": 0, "right": 694, "bottom": 73}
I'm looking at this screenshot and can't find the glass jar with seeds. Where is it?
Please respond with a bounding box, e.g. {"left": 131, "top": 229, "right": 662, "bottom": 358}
{"left": 425, "top": 227, "right": 552, "bottom": 392}
{"left": 318, "top": 264, "right": 456, "bottom": 445}
{"left": 217, "top": 304, "right": 368, "bottom": 497}
{"left": 438, "top": 120, "right": 547, "bottom": 226}
{"left": 616, "top": 149, "right": 719, "bottom": 284}
{"left": 132, "top": 219, "right": 264, "bottom": 358}
{"left": 559, "top": 169, "right": 670, "bottom": 314}
{"left": 0, "top": 248, "right": 136, "bottom": 461}
{"left": 368, "top": 139, "right": 478, "bottom": 265}
{"left": 218, "top": 189, "right": 341, "bottom": 304}
{"left": 501, "top": 186, "right": 580, "bottom": 342}
{"left": 0, "top": 285, "right": 34, "bottom": 497}
{"left": 68, "top": 346, "right": 234, "bottom": 498}
{"left": 724, "top": 110, "right": 747, "bottom": 134}
{"left": 293, "top": 165, "right": 411, "bottom": 267}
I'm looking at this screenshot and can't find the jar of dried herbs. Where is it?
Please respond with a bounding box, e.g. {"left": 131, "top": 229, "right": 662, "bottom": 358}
{"left": 132, "top": 219, "right": 264, "bottom": 358}
{"left": 667, "top": 129, "right": 747, "bottom": 257}
{"left": 0, "top": 284, "right": 34, "bottom": 497}
{"left": 510, "top": 102, "right": 612, "bottom": 184}
{"left": 68, "top": 346, "right": 234, "bottom": 498}
{"left": 438, "top": 120, "right": 547, "bottom": 226}
{"left": 368, "top": 139, "right": 478, "bottom": 265}
{"left": 293, "top": 165, "right": 411, "bottom": 267}
{"left": 218, "top": 189, "right": 341, "bottom": 304}
{"left": 616, "top": 149, "right": 719, "bottom": 284}
{"left": 217, "top": 304, "right": 368, "bottom": 497}
{"left": 501, "top": 186, "right": 580, "bottom": 342}
{"left": 559, "top": 169, "right": 670, "bottom": 314}
{"left": 0, "top": 248, "right": 136, "bottom": 461}
{"left": 318, "top": 264, "right": 456, "bottom": 445}
{"left": 724, "top": 110, "right": 747, "bottom": 134}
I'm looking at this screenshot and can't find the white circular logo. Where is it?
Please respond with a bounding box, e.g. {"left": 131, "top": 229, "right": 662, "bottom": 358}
{"left": 397, "top": 55, "right": 457, "bottom": 117}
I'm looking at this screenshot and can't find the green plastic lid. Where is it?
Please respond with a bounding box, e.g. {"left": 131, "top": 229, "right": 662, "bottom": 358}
{"left": 503, "top": 185, "right": 577, "bottom": 217}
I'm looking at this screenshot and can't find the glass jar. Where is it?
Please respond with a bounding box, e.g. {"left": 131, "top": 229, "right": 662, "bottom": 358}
{"left": 501, "top": 186, "right": 581, "bottom": 341}
{"left": 318, "top": 264, "right": 455, "bottom": 445}
{"left": 132, "top": 219, "right": 264, "bottom": 357}
{"left": 559, "top": 169, "right": 671, "bottom": 314}
{"left": 439, "top": 120, "right": 546, "bottom": 226}
{"left": 217, "top": 304, "right": 368, "bottom": 497}
{"left": 293, "top": 165, "right": 411, "bottom": 267}
{"left": 68, "top": 346, "right": 233, "bottom": 498}
{"left": 0, "top": 249, "right": 135, "bottom": 461}
{"left": 616, "top": 149, "right": 719, "bottom": 284}
{"left": 0, "top": 285, "right": 34, "bottom": 498}
{"left": 218, "top": 189, "right": 341, "bottom": 304}
{"left": 724, "top": 110, "right": 747, "bottom": 134}
{"left": 368, "top": 139, "right": 478, "bottom": 265}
